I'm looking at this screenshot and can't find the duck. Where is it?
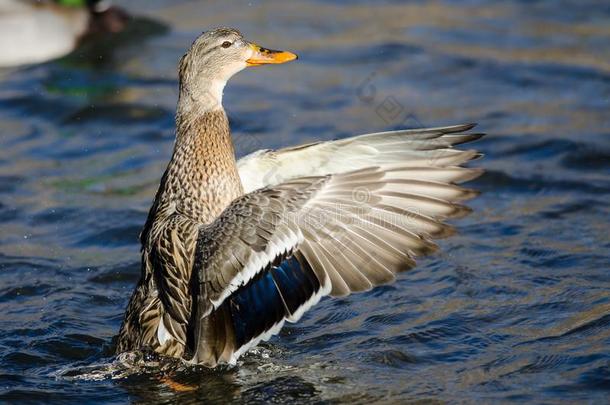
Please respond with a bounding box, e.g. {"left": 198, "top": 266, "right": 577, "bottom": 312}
{"left": 116, "top": 27, "right": 485, "bottom": 367}
{"left": 0, "top": 0, "right": 128, "bottom": 67}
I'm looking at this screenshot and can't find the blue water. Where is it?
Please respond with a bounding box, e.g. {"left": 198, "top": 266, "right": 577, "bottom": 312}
{"left": 1, "top": 0, "right": 609, "bottom": 403}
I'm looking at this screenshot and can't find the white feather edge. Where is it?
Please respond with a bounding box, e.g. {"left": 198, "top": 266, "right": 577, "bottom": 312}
{"left": 227, "top": 278, "right": 332, "bottom": 365}
{"left": 210, "top": 226, "right": 304, "bottom": 309}
{"left": 157, "top": 317, "right": 171, "bottom": 346}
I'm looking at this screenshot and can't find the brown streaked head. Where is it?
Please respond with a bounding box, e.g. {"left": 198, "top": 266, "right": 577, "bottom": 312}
{"left": 179, "top": 27, "right": 297, "bottom": 91}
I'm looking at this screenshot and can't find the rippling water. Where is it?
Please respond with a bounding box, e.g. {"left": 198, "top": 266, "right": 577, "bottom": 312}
{"left": 1, "top": 0, "right": 609, "bottom": 403}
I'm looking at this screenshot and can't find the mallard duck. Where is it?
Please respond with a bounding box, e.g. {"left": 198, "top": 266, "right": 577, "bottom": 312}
{"left": 0, "top": 0, "right": 128, "bottom": 67}
{"left": 116, "top": 27, "right": 485, "bottom": 367}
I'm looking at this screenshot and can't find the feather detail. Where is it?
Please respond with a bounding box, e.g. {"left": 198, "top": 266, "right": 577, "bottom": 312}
{"left": 191, "top": 148, "right": 484, "bottom": 364}
{"left": 117, "top": 118, "right": 485, "bottom": 368}
{"left": 237, "top": 124, "right": 483, "bottom": 192}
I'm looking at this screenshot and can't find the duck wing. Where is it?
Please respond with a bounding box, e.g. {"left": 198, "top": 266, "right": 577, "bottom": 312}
{"left": 190, "top": 147, "right": 483, "bottom": 365}
{"left": 237, "top": 123, "right": 483, "bottom": 193}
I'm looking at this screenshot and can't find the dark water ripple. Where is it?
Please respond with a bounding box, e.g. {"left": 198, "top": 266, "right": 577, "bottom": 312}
{"left": 0, "top": 0, "right": 609, "bottom": 403}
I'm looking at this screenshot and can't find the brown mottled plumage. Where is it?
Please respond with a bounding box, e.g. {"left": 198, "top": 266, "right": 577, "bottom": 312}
{"left": 116, "top": 30, "right": 249, "bottom": 357}
{"left": 116, "top": 28, "right": 484, "bottom": 367}
{"left": 116, "top": 109, "right": 243, "bottom": 357}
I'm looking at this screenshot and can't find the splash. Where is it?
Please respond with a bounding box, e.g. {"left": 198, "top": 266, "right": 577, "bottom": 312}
{"left": 52, "top": 350, "right": 185, "bottom": 381}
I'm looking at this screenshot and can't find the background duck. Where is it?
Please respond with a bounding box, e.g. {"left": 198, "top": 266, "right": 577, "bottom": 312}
{"left": 116, "top": 27, "right": 485, "bottom": 367}
{"left": 0, "top": 0, "right": 128, "bottom": 67}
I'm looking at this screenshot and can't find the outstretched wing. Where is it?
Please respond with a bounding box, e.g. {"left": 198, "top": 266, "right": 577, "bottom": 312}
{"left": 237, "top": 123, "right": 483, "bottom": 192}
{"left": 190, "top": 142, "right": 483, "bottom": 365}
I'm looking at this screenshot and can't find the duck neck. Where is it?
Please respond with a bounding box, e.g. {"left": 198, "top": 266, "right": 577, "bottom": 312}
{"left": 157, "top": 95, "right": 244, "bottom": 224}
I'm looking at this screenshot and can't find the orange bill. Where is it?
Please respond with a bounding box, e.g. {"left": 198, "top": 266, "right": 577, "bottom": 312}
{"left": 246, "top": 43, "right": 298, "bottom": 66}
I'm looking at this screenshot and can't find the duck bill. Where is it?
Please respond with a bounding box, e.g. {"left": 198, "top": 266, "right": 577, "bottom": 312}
{"left": 246, "top": 43, "right": 298, "bottom": 66}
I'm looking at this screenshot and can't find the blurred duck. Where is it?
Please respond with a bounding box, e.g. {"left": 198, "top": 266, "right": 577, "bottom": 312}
{"left": 116, "top": 28, "right": 485, "bottom": 367}
{"left": 0, "top": 0, "right": 128, "bottom": 67}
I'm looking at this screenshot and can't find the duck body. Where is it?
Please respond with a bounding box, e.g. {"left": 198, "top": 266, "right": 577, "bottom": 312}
{"left": 0, "top": 0, "right": 87, "bottom": 67}
{"left": 116, "top": 28, "right": 485, "bottom": 366}
{"left": 118, "top": 110, "right": 243, "bottom": 358}
{"left": 0, "top": 0, "right": 127, "bottom": 67}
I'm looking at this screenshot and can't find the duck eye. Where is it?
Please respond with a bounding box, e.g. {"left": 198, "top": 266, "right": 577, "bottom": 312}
{"left": 221, "top": 41, "right": 232, "bottom": 49}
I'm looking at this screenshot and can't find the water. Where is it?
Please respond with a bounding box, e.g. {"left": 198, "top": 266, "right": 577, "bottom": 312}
{"left": 1, "top": 0, "right": 609, "bottom": 403}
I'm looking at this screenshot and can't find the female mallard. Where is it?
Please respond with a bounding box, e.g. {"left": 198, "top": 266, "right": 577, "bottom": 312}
{"left": 116, "top": 28, "right": 484, "bottom": 367}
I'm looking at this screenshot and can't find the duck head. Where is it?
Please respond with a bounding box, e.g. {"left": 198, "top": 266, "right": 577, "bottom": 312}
{"left": 87, "top": 1, "right": 130, "bottom": 35}
{"left": 178, "top": 28, "right": 297, "bottom": 111}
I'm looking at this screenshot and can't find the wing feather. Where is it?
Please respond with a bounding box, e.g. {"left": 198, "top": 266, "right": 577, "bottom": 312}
{"left": 188, "top": 125, "right": 484, "bottom": 365}
{"left": 238, "top": 124, "right": 483, "bottom": 192}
